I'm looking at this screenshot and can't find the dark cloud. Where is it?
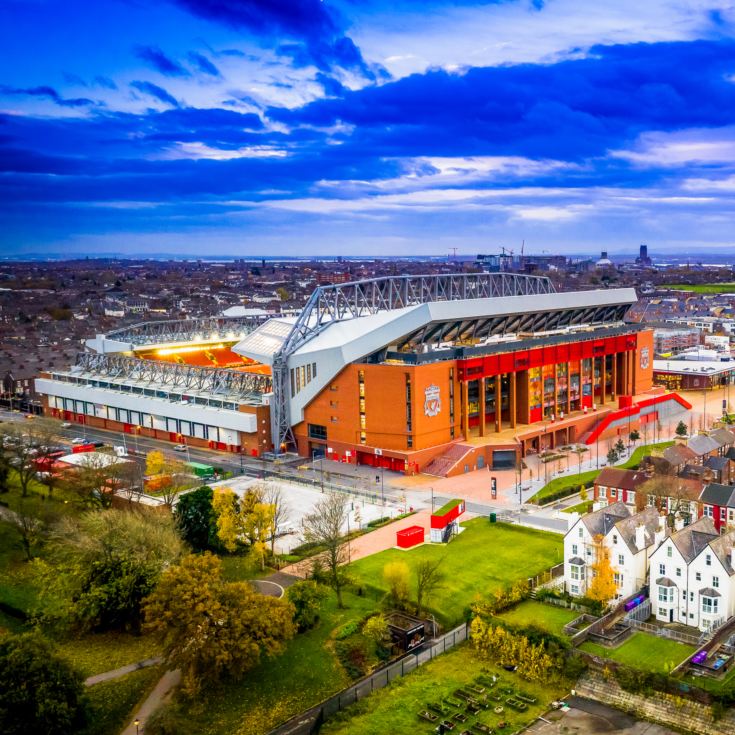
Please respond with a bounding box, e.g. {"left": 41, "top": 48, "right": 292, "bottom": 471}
{"left": 315, "top": 72, "right": 345, "bottom": 97}
{"left": 171, "top": 0, "right": 376, "bottom": 78}
{"left": 130, "top": 81, "right": 181, "bottom": 108}
{"left": 187, "top": 51, "right": 221, "bottom": 77}
{"left": 94, "top": 76, "right": 118, "bottom": 90}
{"left": 0, "top": 84, "right": 96, "bottom": 108}
{"left": 135, "top": 45, "right": 191, "bottom": 77}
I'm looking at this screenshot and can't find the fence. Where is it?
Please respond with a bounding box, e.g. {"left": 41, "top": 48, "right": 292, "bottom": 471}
{"left": 625, "top": 618, "right": 701, "bottom": 647}
{"left": 269, "top": 623, "right": 469, "bottom": 735}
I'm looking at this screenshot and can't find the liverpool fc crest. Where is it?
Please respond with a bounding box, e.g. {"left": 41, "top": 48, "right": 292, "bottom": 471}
{"left": 424, "top": 384, "right": 441, "bottom": 417}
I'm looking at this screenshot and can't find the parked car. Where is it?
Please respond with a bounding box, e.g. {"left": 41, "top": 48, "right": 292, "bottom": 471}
{"left": 173, "top": 444, "right": 187, "bottom": 452}
{"left": 61, "top": 422, "right": 72, "bottom": 428}
{"left": 71, "top": 437, "right": 86, "bottom": 445}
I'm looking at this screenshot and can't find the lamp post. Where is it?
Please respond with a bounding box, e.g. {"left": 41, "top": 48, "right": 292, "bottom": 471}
{"left": 134, "top": 718, "right": 140, "bottom": 735}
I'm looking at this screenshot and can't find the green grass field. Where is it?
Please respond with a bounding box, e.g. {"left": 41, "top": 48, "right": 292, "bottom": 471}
{"left": 157, "top": 588, "right": 379, "bottom": 735}
{"left": 562, "top": 500, "right": 593, "bottom": 514}
{"left": 349, "top": 520, "right": 563, "bottom": 626}
{"left": 0, "top": 518, "right": 44, "bottom": 617}
{"left": 495, "top": 600, "right": 579, "bottom": 636}
{"left": 320, "top": 643, "right": 567, "bottom": 735}
{"left": 580, "top": 632, "right": 695, "bottom": 673}
{"left": 56, "top": 632, "right": 161, "bottom": 678}
{"left": 663, "top": 283, "right": 735, "bottom": 294}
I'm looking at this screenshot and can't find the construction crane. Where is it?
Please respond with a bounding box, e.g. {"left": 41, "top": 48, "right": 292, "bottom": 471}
{"left": 448, "top": 247, "right": 458, "bottom": 259}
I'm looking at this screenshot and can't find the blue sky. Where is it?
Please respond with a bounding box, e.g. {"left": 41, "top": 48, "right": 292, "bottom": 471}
{"left": 2, "top": 0, "right": 735, "bottom": 257}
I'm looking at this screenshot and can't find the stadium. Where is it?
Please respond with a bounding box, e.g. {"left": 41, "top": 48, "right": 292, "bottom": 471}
{"left": 35, "top": 273, "right": 689, "bottom": 476}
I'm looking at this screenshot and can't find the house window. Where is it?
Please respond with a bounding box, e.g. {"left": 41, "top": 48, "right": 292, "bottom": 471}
{"left": 658, "top": 587, "right": 672, "bottom": 603}
{"left": 696, "top": 572, "right": 701, "bottom": 581}
{"left": 571, "top": 585, "right": 579, "bottom": 594}
{"left": 613, "top": 534, "right": 618, "bottom": 545}
{"left": 713, "top": 576, "right": 719, "bottom": 588}
{"left": 658, "top": 563, "right": 665, "bottom": 575}
{"left": 706, "top": 554, "right": 712, "bottom": 566}
{"left": 570, "top": 564, "right": 582, "bottom": 581}
{"left": 578, "top": 527, "right": 583, "bottom": 538}
{"left": 611, "top": 489, "right": 617, "bottom": 500}
{"left": 667, "top": 546, "right": 672, "bottom": 558}
{"left": 614, "top": 573, "right": 623, "bottom": 586}
{"left": 721, "top": 507, "right": 727, "bottom": 519}
{"left": 682, "top": 590, "right": 686, "bottom": 600}
{"left": 572, "top": 544, "right": 578, "bottom": 555}
{"left": 618, "top": 555, "right": 624, "bottom": 566}
{"left": 704, "top": 505, "right": 713, "bottom": 518}
{"left": 676, "top": 568, "right": 681, "bottom": 577}
{"left": 702, "top": 597, "right": 719, "bottom": 615}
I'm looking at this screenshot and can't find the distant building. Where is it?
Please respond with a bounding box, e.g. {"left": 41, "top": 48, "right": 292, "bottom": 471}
{"left": 635, "top": 244, "right": 652, "bottom": 267}
{"left": 595, "top": 251, "right": 614, "bottom": 269}
{"left": 653, "top": 327, "right": 700, "bottom": 357}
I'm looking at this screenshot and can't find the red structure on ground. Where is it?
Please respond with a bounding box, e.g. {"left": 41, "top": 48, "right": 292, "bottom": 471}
{"left": 396, "top": 525, "right": 425, "bottom": 549}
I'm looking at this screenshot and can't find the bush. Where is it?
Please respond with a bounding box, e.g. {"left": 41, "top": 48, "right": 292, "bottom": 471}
{"left": 335, "top": 620, "right": 360, "bottom": 641}
{"left": 335, "top": 637, "right": 370, "bottom": 679}
{"left": 287, "top": 580, "right": 328, "bottom": 632}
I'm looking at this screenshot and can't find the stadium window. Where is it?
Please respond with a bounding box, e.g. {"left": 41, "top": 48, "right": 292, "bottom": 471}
{"left": 407, "top": 435, "right": 413, "bottom": 448}
{"left": 290, "top": 369, "right": 295, "bottom": 398}
{"left": 360, "top": 431, "right": 367, "bottom": 445}
{"left": 312, "top": 363, "right": 317, "bottom": 378}
{"left": 308, "top": 424, "right": 327, "bottom": 440}
{"left": 307, "top": 363, "right": 311, "bottom": 382}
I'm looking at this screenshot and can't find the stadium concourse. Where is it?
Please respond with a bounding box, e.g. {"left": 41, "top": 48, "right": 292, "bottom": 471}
{"left": 35, "top": 273, "right": 688, "bottom": 479}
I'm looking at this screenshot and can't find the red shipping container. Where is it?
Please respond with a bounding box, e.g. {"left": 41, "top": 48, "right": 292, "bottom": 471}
{"left": 396, "top": 525, "right": 424, "bottom": 549}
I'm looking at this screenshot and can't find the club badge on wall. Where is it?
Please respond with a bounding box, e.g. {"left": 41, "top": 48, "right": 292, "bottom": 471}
{"left": 640, "top": 347, "right": 650, "bottom": 370}
{"left": 424, "top": 384, "right": 441, "bottom": 417}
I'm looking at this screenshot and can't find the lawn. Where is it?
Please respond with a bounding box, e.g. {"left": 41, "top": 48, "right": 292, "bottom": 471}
{"left": 663, "top": 283, "right": 735, "bottom": 294}
{"left": 157, "top": 588, "right": 379, "bottom": 735}
{"left": 320, "top": 643, "right": 568, "bottom": 735}
{"left": 619, "top": 441, "right": 673, "bottom": 470}
{"left": 56, "top": 632, "right": 161, "bottom": 678}
{"left": 495, "top": 600, "right": 579, "bottom": 636}
{"left": 562, "top": 500, "right": 593, "bottom": 514}
{"left": 349, "top": 520, "right": 563, "bottom": 626}
{"left": 580, "top": 632, "right": 696, "bottom": 673}
{"left": 82, "top": 665, "right": 161, "bottom": 735}
{"left": 0, "top": 518, "right": 44, "bottom": 617}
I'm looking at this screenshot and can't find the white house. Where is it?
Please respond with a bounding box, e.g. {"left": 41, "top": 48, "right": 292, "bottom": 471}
{"left": 564, "top": 502, "right": 667, "bottom": 601}
{"left": 649, "top": 516, "right": 735, "bottom": 632}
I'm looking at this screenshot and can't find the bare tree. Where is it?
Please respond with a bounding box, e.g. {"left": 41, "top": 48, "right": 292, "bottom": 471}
{"left": 640, "top": 475, "right": 697, "bottom": 525}
{"left": 302, "top": 493, "right": 349, "bottom": 608}
{"left": 64, "top": 451, "right": 135, "bottom": 508}
{"left": 415, "top": 558, "right": 444, "bottom": 615}
{"left": 263, "top": 483, "right": 290, "bottom": 556}
{"left": 0, "top": 419, "right": 60, "bottom": 497}
{"left": 14, "top": 499, "right": 45, "bottom": 561}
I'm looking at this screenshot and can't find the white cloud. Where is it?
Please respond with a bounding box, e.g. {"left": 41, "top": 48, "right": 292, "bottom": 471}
{"left": 611, "top": 127, "right": 735, "bottom": 166}
{"left": 156, "top": 142, "right": 288, "bottom": 160}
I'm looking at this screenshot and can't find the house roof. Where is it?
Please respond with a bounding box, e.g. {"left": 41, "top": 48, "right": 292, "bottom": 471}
{"left": 699, "top": 587, "right": 721, "bottom": 597}
{"left": 669, "top": 517, "right": 719, "bottom": 564}
{"left": 699, "top": 483, "right": 735, "bottom": 507}
{"left": 580, "top": 501, "right": 630, "bottom": 538}
{"left": 613, "top": 506, "right": 667, "bottom": 554}
{"left": 663, "top": 444, "right": 697, "bottom": 466}
{"left": 708, "top": 530, "right": 735, "bottom": 576}
{"left": 656, "top": 576, "right": 676, "bottom": 587}
{"left": 568, "top": 556, "right": 585, "bottom": 566}
{"left": 710, "top": 428, "right": 735, "bottom": 447}
{"left": 687, "top": 434, "right": 720, "bottom": 456}
{"left": 594, "top": 467, "right": 650, "bottom": 492}
{"left": 705, "top": 456, "right": 729, "bottom": 471}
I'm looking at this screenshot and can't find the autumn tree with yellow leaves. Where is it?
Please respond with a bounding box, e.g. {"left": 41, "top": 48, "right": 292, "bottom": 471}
{"left": 587, "top": 533, "right": 617, "bottom": 603}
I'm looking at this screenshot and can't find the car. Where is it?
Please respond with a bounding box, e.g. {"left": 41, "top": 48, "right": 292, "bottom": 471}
{"left": 61, "top": 422, "right": 72, "bottom": 428}
{"left": 24, "top": 414, "right": 35, "bottom": 419}
{"left": 173, "top": 444, "right": 188, "bottom": 452}
{"left": 71, "top": 437, "right": 86, "bottom": 445}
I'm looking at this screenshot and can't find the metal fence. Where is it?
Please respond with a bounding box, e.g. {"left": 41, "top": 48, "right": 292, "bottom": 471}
{"left": 625, "top": 618, "right": 701, "bottom": 646}
{"left": 269, "top": 623, "right": 469, "bottom": 735}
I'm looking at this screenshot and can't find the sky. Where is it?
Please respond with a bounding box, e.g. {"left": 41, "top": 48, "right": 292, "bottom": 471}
{"left": 2, "top": 0, "right": 735, "bottom": 258}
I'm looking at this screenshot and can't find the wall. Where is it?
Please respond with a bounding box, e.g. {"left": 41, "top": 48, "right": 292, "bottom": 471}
{"left": 634, "top": 329, "right": 654, "bottom": 394}
{"left": 577, "top": 669, "right": 735, "bottom": 735}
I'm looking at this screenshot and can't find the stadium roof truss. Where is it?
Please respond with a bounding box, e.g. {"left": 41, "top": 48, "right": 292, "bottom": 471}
{"left": 393, "top": 301, "right": 630, "bottom": 351}
{"left": 73, "top": 352, "right": 272, "bottom": 399}
{"left": 272, "top": 273, "right": 558, "bottom": 451}
{"left": 104, "top": 315, "right": 269, "bottom": 347}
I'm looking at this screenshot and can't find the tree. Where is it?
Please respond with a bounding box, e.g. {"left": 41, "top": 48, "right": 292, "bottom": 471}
{"left": 175, "top": 485, "right": 217, "bottom": 551}
{"left": 146, "top": 449, "right": 166, "bottom": 477}
{"left": 246, "top": 500, "right": 274, "bottom": 570}
{"left": 61, "top": 451, "right": 137, "bottom": 508}
{"left": 415, "top": 558, "right": 444, "bottom": 614}
{"left": 263, "top": 483, "right": 290, "bottom": 556}
{"left": 587, "top": 534, "right": 617, "bottom": 604}
{"left": 212, "top": 486, "right": 240, "bottom": 551}
{"left": 143, "top": 553, "right": 295, "bottom": 696}
{"left": 383, "top": 560, "right": 410, "bottom": 609}
{"left": 363, "top": 613, "right": 390, "bottom": 648}
{"left": 37, "top": 509, "right": 184, "bottom": 632}
{"left": 0, "top": 419, "right": 59, "bottom": 497}
{"left": 606, "top": 447, "right": 619, "bottom": 465}
{"left": 286, "top": 580, "right": 328, "bottom": 632}
{"left": 640, "top": 474, "right": 691, "bottom": 524}
{"left": 675, "top": 420, "right": 688, "bottom": 437}
{"left": 579, "top": 485, "right": 588, "bottom": 502}
{"left": 148, "top": 457, "right": 194, "bottom": 508}
{"left": 615, "top": 438, "right": 626, "bottom": 455}
{"left": 14, "top": 499, "right": 45, "bottom": 561}
{"left": 0, "top": 632, "right": 88, "bottom": 735}
{"left": 302, "top": 493, "right": 349, "bottom": 608}
{"left": 629, "top": 429, "right": 640, "bottom": 444}
{"left": 276, "top": 286, "right": 290, "bottom": 302}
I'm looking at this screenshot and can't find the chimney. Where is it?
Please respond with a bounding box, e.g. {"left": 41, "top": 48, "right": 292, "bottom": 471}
{"left": 635, "top": 523, "right": 646, "bottom": 551}
{"left": 674, "top": 512, "right": 685, "bottom": 532}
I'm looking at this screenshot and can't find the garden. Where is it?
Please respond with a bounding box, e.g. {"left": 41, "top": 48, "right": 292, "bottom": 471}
{"left": 349, "top": 519, "right": 563, "bottom": 626}
{"left": 319, "top": 643, "right": 569, "bottom": 735}
{"left": 580, "top": 632, "right": 696, "bottom": 674}
{"left": 494, "top": 600, "right": 579, "bottom": 637}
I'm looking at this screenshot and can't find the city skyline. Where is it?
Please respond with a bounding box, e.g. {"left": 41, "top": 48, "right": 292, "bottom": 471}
{"left": 3, "top": 1, "right": 735, "bottom": 256}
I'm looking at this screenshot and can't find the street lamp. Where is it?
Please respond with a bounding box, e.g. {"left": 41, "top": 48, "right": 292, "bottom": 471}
{"left": 134, "top": 718, "right": 140, "bottom": 735}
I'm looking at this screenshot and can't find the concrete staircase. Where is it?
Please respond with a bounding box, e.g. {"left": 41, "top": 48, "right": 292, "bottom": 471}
{"left": 423, "top": 443, "right": 475, "bottom": 477}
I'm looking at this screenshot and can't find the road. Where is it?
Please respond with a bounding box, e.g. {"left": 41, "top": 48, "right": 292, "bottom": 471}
{"left": 1, "top": 408, "right": 571, "bottom": 533}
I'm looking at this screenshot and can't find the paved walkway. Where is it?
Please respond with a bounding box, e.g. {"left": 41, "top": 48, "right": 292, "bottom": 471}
{"left": 120, "top": 669, "right": 181, "bottom": 735}
{"left": 84, "top": 657, "right": 162, "bottom": 686}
